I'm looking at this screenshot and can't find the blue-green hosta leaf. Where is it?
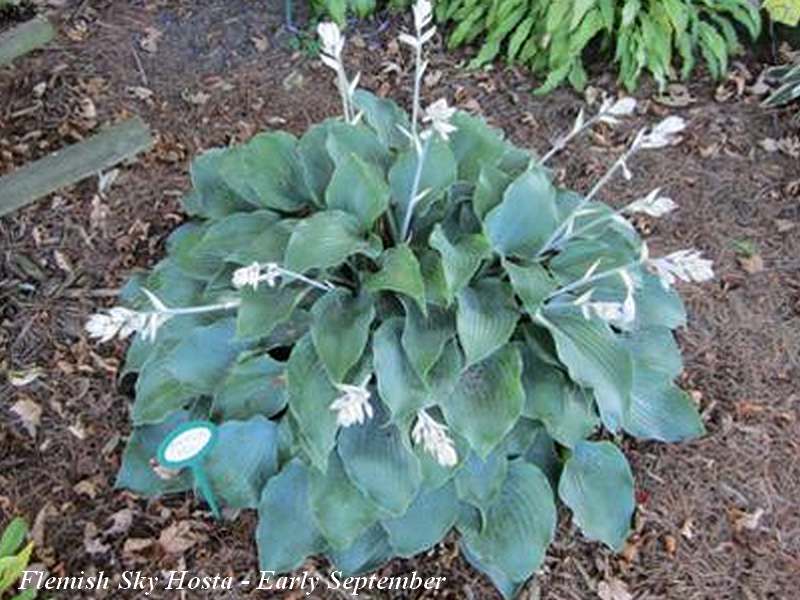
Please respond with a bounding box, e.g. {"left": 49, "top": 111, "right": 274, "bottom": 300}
{"left": 219, "top": 132, "right": 309, "bottom": 212}
{"left": 116, "top": 411, "right": 193, "bottom": 496}
{"left": 520, "top": 345, "right": 599, "bottom": 447}
{"left": 625, "top": 368, "right": 705, "bottom": 442}
{"left": 634, "top": 270, "right": 687, "bottom": 329}
{"left": 558, "top": 441, "right": 635, "bottom": 551}
{"left": 236, "top": 285, "right": 309, "bottom": 342}
{"left": 473, "top": 163, "right": 512, "bottom": 220}
{"left": 133, "top": 319, "right": 243, "bottom": 424}
{"left": 623, "top": 329, "right": 702, "bottom": 442}
{"left": 484, "top": 169, "right": 559, "bottom": 258}
{"left": 297, "top": 120, "right": 335, "bottom": 204}
{"left": 287, "top": 335, "right": 340, "bottom": 471}
{"left": 455, "top": 450, "right": 508, "bottom": 528}
{"left": 311, "top": 290, "right": 375, "bottom": 383}
{"left": 326, "top": 524, "right": 393, "bottom": 576}
{"left": 206, "top": 416, "right": 279, "bottom": 509}
{"left": 309, "top": 452, "right": 382, "bottom": 550}
{"left": 429, "top": 225, "right": 492, "bottom": 303}
{"left": 449, "top": 112, "right": 508, "bottom": 182}
{"left": 381, "top": 481, "right": 459, "bottom": 557}
{"left": 537, "top": 308, "right": 632, "bottom": 432}
{"left": 441, "top": 345, "right": 525, "bottom": 458}
{"left": 212, "top": 353, "right": 287, "bottom": 420}
{"left": 257, "top": 460, "right": 327, "bottom": 572}
{"left": 460, "top": 541, "right": 524, "bottom": 600}
{"left": 624, "top": 326, "right": 683, "bottom": 379}
{"left": 326, "top": 121, "right": 390, "bottom": 171}
{"left": 418, "top": 249, "right": 450, "bottom": 307}
{"left": 352, "top": 90, "right": 411, "bottom": 150}
{"left": 171, "top": 212, "right": 281, "bottom": 280}
{"left": 326, "top": 153, "right": 390, "bottom": 231}
{"left": 373, "top": 318, "right": 429, "bottom": 423}
{"left": 389, "top": 137, "right": 457, "bottom": 227}
{"left": 504, "top": 260, "right": 558, "bottom": 316}
{"left": 456, "top": 278, "right": 519, "bottom": 367}
{"left": 550, "top": 237, "right": 638, "bottom": 297}
{"left": 460, "top": 461, "right": 556, "bottom": 586}
{"left": 285, "top": 210, "right": 380, "bottom": 273}
{"left": 364, "top": 245, "right": 426, "bottom": 313}
{"left": 227, "top": 220, "right": 295, "bottom": 267}
{"left": 337, "top": 403, "right": 422, "bottom": 516}
{"left": 188, "top": 148, "right": 255, "bottom": 218}
{"left": 400, "top": 299, "right": 456, "bottom": 382}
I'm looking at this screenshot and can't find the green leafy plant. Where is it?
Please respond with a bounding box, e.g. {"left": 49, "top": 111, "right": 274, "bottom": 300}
{"left": 436, "top": 0, "right": 761, "bottom": 93}
{"left": 0, "top": 517, "right": 36, "bottom": 600}
{"left": 88, "top": 2, "right": 712, "bottom": 596}
{"left": 308, "top": 0, "right": 409, "bottom": 24}
{"left": 762, "top": 61, "right": 800, "bottom": 107}
{"left": 763, "top": 0, "right": 800, "bottom": 26}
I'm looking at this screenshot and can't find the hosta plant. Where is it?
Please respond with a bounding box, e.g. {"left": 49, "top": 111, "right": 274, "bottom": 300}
{"left": 88, "top": 2, "right": 712, "bottom": 596}
{"left": 762, "top": 60, "right": 800, "bottom": 108}
{"left": 437, "top": 0, "right": 761, "bottom": 93}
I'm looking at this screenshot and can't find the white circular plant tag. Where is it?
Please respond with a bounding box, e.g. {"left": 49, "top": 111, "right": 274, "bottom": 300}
{"left": 163, "top": 427, "right": 213, "bottom": 463}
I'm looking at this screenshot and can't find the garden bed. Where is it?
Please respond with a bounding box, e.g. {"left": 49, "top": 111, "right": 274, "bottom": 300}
{"left": 1, "top": 0, "right": 798, "bottom": 598}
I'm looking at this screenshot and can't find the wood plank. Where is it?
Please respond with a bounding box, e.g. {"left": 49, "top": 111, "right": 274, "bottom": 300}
{"left": 0, "top": 117, "right": 154, "bottom": 217}
{"left": 0, "top": 16, "right": 55, "bottom": 66}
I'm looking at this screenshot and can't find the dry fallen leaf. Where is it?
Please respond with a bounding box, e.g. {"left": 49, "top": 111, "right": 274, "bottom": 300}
{"left": 597, "top": 578, "right": 632, "bottom": 600}
{"left": 11, "top": 398, "right": 42, "bottom": 437}
{"left": 252, "top": 36, "right": 269, "bottom": 52}
{"left": 183, "top": 90, "right": 210, "bottom": 106}
{"left": 680, "top": 518, "right": 694, "bottom": 540}
{"left": 730, "top": 507, "right": 765, "bottom": 532}
{"left": 7, "top": 366, "right": 44, "bottom": 387}
{"left": 123, "top": 537, "right": 153, "bottom": 556}
{"left": 738, "top": 254, "right": 764, "bottom": 274}
{"left": 664, "top": 534, "right": 678, "bottom": 555}
{"left": 105, "top": 509, "right": 134, "bottom": 537}
{"left": 159, "top": 521, "right": 206, "bottom": 554}
{"left": 73, "top": 478, "right": 101, "bottom": 499}
{"left": 84, "top": 522, "right": 111, "bottom": 556}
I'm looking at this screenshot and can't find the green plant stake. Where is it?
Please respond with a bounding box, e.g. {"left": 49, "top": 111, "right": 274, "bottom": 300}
{"left": 157, "top": 421, "right": 221, "bottom": 519}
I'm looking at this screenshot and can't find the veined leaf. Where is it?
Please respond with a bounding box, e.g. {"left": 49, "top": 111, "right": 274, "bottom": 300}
{"left": 401, "top": 299, "right": 456, "bottom": 382}
{"left": 364, "top": 244, "right": 426, "bottom": 313}
{"left": 537, "top": 307, "right": 632, "bottom": 432}
{"left": 206, "top": 417, "right": 279, "bottom": 509}
{"left": 429, "top": 225, "right": 492, "bottom": 303}
{"left": 311, "top": 290, "right": 375, "bottom": 383}
{"left": 460, "top": 461, "right": 556, "bottom": 586}
{"left": 310, "top": 452, "right": 382, "bottom": 550}
{"left": 441, "top": 345, "right": 525, "bottom": 458}
{"left": 285, "top": 210, "right": 380, "bottom": 273}
{"left": 257, "top": 460, "right": 327, "bottom": 572}
{"left": 373, "top": 318, "right": 429, "bottom": 423}
{"left": 484, "top": 169, "right": 559, "bottom": 258}
{"left": 326, "top": 524, "right": 393, "bottom": 576}
{"left": 381, "top": 481, "right": 459, "bottom": 557}
{"left": 352, "top": 90, "right": 411, "bottom": 150}
{"left": 558, "top": 441, "right": 635, "bottom": 551}
{"left": 504, "top": 260, "right": 558, "bottom": 316}
{"left": 455, "top": 449, "right": 509, "bottom": 528}
{"left": 326, "top": 153, "right": 390, "bottom": 231}
{"left": 456, "top": 278, "right": 519, "bottom": 367}
{"left": 212, "top": 352, "right": 287, "bottom": 420}
{"left": 337, "top": 403, "right": 422, "bottom": 516}
{"left": 287, "top": 335, "right": 339, "bottom": 471}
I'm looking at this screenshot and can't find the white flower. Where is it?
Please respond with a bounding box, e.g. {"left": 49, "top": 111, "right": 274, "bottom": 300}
{"left": 263, "top": 263, "right": 282, "bottom": 287}
{"left": 85, "top": 292, "right": 171, "bottom": 344}
{"left": 85, "top": 307, "right": 145, "bottom": 343}
{"left": 412, "top": 0, "right": 433, "bottom": 32}
{"left": 598, "top": 96, "right": 637, "bottom": 124}
{"left": 625, "top": 188, "right": 678, "bottom": 217}
{"left": 639, "top": 116, "right": 686, "bottom": 149}
{"left": 400, "top": 0, "right": 436, "bottom": 49}
{"left": 422, "top": 98, "right": 457, "bottom": 141}
{"left": 574, "top": 270, "right": 636, "bottom": 326}
{"left": 412, "top": 410, "right": 458, "bottom": 468}
{"left": 232, "top": 262, "right": 263, "bottom": 290}
{"left": 646, "top": 249, "right": 714, "bottom": 289}
{"left": 330, "top": 377, "right": 373, "bottom": 428}
{"left": 317, "top": 22, "right": 344, "bottom": 69}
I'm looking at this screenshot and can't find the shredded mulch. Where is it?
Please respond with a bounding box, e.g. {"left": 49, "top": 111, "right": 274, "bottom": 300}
{"left": 1, "top": 1, "right": 799, "bottom": 598}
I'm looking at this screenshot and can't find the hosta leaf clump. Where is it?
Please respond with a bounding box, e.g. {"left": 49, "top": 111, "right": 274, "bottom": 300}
{"left": 89, "top": 3, "right": 712, "bottom": 597}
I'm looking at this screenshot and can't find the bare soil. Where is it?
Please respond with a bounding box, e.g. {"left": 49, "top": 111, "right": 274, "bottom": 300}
{"left": 1, "top": 1, "right": 799, "bottom": 599}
